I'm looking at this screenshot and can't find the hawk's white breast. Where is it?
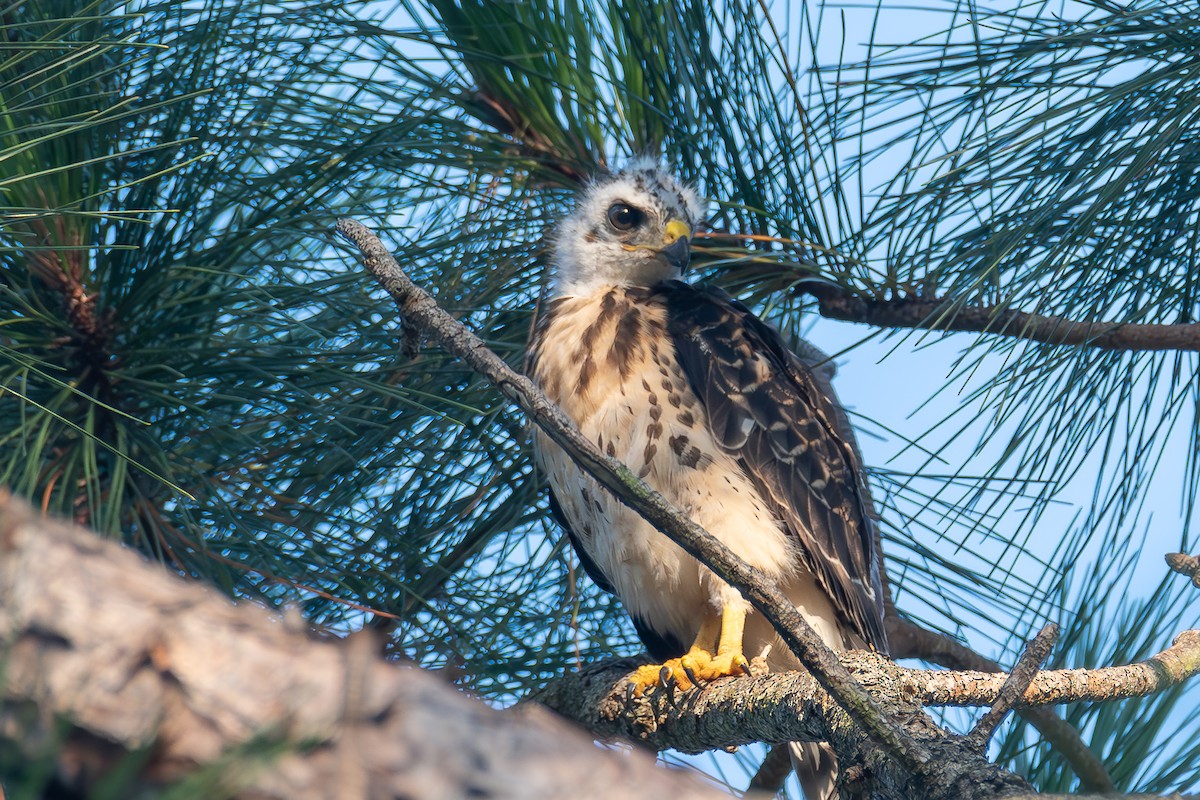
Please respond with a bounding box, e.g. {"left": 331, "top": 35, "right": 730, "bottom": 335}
{"left": 530, "top": 286, "right": 844, "bottom": 654}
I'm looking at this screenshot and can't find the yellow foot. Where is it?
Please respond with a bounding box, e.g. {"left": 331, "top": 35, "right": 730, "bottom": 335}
{"left": 629, "top": 649, "right": 752, "bottom": 696}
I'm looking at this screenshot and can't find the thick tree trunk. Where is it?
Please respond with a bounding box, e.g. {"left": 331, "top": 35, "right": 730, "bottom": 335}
{"left": 0, "top": 491, "right": 726, "bottom": 800}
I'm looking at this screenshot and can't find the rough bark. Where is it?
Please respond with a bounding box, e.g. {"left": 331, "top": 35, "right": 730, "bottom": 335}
{"left": 533, "top": 641, "right": 1200, "bottom": 754}
{"left": 0, "top": 491, "right": 728, "bottom": 800}
{"left": 535, "top": 655, "right": 1017, "bottom": 800}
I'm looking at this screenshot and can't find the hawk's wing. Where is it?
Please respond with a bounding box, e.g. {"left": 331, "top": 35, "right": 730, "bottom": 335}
{"left": 658, "top": 280, "right": 887, "bottom": 651}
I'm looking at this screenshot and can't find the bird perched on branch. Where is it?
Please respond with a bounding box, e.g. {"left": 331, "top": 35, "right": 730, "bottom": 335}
{"left": 527, "top": 159, "right": 887, "bottom": 800}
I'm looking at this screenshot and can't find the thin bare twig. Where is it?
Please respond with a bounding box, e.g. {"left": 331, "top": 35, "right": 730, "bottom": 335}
{"left": 800, "top": 282, "right": 1200, "bottom": 352}
{"left": 965, "top": 624, "right": 1059, "bottom": 751}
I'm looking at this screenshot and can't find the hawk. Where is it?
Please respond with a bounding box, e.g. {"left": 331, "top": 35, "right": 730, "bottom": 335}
{"left": 528, "top": 159, "right": 887, "bottom": 800}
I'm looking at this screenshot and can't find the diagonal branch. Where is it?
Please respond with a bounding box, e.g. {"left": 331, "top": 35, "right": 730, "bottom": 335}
{"left": 888, "top": 616, "right": 1117, "bottom": 792}
{"left": 334, "top": 218, "right": 919, "bottom": 763}
{"left": 965, "top": 624, "right": 1059, "bottom": 751}
{"left": 800, "top": 282, "right": 1200, "bottom": 352}
{"left": 335, "top": 218, "right": 1036, "bottom": 800}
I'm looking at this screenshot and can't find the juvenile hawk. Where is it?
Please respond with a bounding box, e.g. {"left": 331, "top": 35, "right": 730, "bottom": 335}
{"left": 528, "top": 160, "right": 887, "bottom": 800}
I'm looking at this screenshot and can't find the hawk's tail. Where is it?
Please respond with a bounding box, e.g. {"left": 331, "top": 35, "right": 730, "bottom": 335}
{"left": 790, "top": 741, "right": 839, "bottom": 800}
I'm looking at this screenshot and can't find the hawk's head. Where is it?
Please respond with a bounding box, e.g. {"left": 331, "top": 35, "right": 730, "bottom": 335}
{"left": 553, "top": 158, "right": 704, "bottom": 294}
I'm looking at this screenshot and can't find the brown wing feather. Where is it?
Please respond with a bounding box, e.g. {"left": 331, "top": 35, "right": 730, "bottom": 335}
{"left": 658, "top": 281, "right": 887, "bottom": 651}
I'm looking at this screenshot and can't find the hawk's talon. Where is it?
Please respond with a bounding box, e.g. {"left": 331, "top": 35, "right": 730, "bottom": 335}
{"left": 682, "top": 663, "right": 700, "bottom": 688}
{"left": 664, "top": 676, "right": 679, "bottom": 707}
{"left": 628, "top": 646, "right": 754, "bottom": 697}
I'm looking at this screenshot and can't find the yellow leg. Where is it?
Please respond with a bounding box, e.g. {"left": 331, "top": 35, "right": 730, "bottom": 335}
{"left": 717, "top": 603, "right": 746, "bottom": 657}
{"left": 629, "top": 606, "right": 752, "bottom": 695}
{"left": 686, "top": 615, "right": 722, "bottom": 658}
{"left": 702, "top": 603, "right": 750, "bottom": 677}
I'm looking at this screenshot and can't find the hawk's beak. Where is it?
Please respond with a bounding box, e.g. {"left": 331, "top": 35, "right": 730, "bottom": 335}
{"left": 660, "top": 220, "right": 691, "bottom": 271}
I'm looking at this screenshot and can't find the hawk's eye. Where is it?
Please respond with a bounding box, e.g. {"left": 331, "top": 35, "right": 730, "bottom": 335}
{"left": 607, "top": 203, "right": 644, "bottom": 231}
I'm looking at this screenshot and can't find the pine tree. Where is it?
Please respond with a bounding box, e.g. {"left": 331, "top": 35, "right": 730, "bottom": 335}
{"left": 1, "top": 0, "right": 1196, "bottom": 795}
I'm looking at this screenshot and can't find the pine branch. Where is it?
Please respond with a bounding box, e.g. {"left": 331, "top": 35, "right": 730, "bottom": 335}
{"left": 336, "top": 217, "right": 1033, "bottom": 799}
{"left": 536, "top": 653, "right": 1000, "bottom": 800}
{"left": 801, "top": 283, "right": 1200, "bottom": 352}
{"left": 534, "top": 633, "right": 1200, "bottom": 744}
{"left": 534, "top": 634, "right": 1198, "bottom": 799}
